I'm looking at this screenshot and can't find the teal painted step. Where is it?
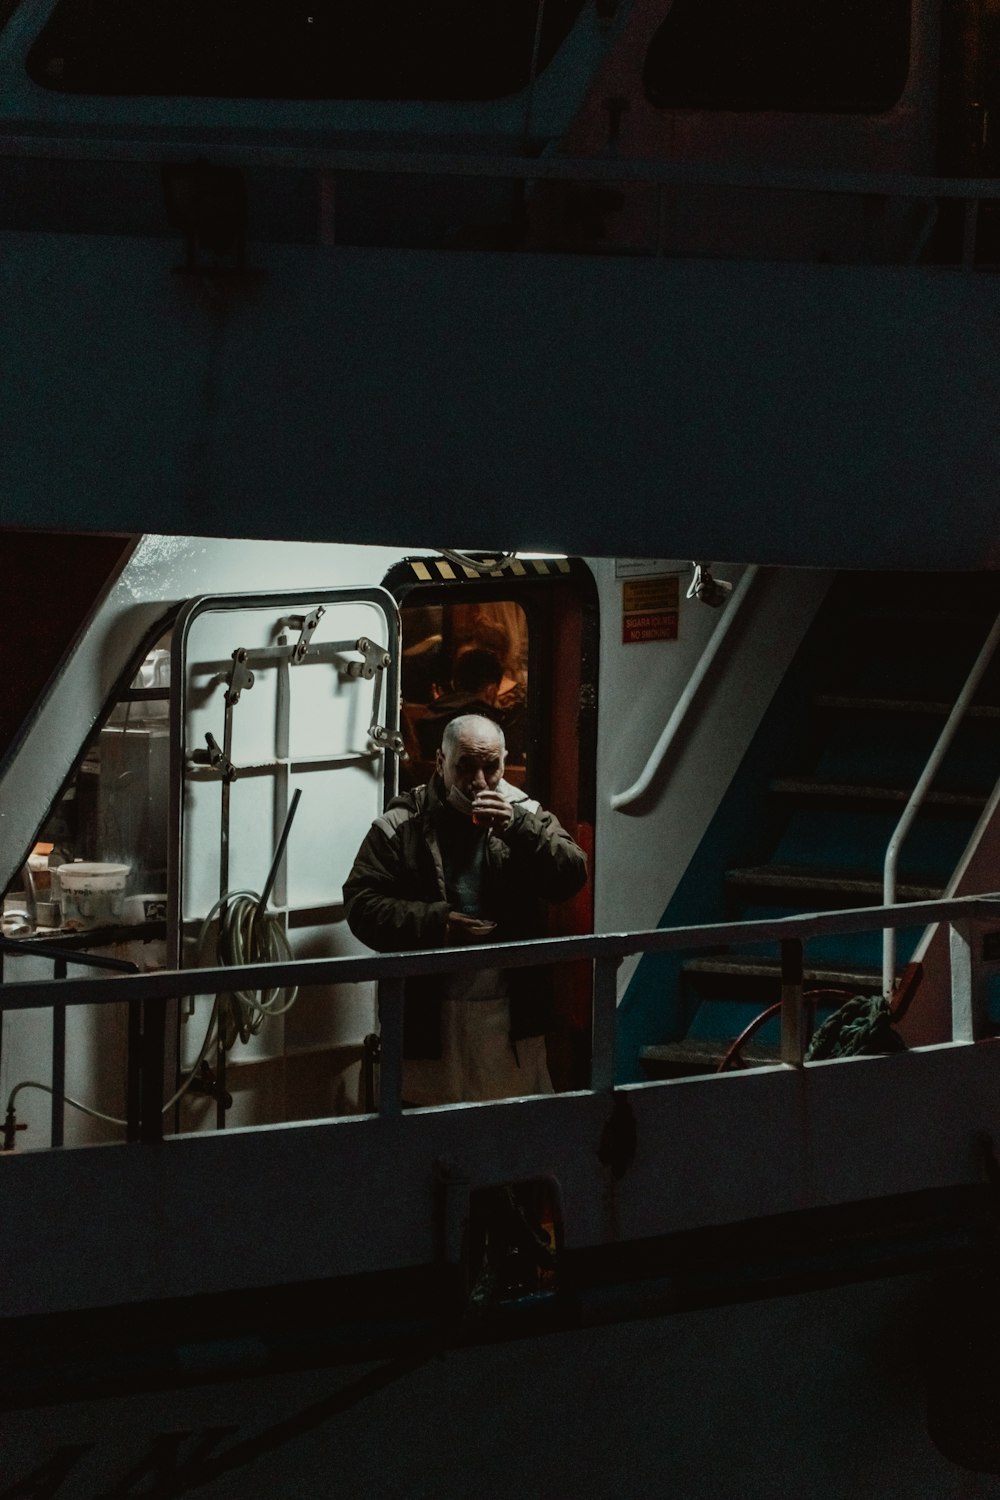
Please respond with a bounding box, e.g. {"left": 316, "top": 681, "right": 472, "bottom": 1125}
{"left": 683, "top": 997, "right": 841, "bottom": 1049}
{"left": 623, "top": 571, "right": 1000, "bottom": 1083}
{"left": 767, "top": 806, "right": 976, "bottom": 882}
{"left": 812, "top": 719, "right": 1000, "bottom": 789}
{"left": 718, "top": 900, "right": 926, "bottom": 970}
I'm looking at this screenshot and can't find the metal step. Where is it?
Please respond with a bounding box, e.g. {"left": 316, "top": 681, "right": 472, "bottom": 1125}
{"left": 683, "top": 953, "right": 882, "bottom": 990}
{"left": 640, "top": 1038, "right": 781, "bottom": 1077}
{"left": 815, "top": 694, "right": 1000, "bottom": 721}
{"left": 769, "top": 776, "right": 989, "bottom": 811}
{"left": 724, "top": 864, "right": 943, "bottom": 902}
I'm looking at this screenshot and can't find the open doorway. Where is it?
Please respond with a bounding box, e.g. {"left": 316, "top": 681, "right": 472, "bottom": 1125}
{"left": 386, "top": 556, "right": 598, "bottom": 1089}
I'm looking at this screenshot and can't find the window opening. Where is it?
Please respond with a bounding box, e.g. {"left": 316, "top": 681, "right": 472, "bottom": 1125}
{"left": 400, "top": 598, "right": 529, "bottom": 792}
{"left": 1, "top": 625, "right": 174, "bottom": 1151}
{"left": 392, "top": 561, "right": 598, "bottom": 1093}
{"left": 642, "top": 0, "right": 911, "bottom": 114}
{"left": 27, "top": 0, "right": 585, "bottom": 101}
{"left": 2, "top": 627, "right": 173, "bottom": 943}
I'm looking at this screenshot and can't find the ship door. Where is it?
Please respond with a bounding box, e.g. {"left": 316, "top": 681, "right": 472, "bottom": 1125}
{"left": 170, "top": 586, "right": 400, "bottom": 1128}
{"left": 387, "top": 556, "right": 597, "bottom": 1090}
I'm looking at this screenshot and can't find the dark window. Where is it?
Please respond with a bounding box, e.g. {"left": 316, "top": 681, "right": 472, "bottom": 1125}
{"left": 642, "top": 0, "right": 911, "bottom": 114}
{"left": 27, "top": 0, "right": 583, "bottom": 100}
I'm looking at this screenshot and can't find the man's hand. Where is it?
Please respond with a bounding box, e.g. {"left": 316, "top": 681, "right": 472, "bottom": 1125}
{"left": 470, "top": 790, "right": 513, "bottom": 833}
{"left": 446, "top": 912, "right": 497, "bottom": 944}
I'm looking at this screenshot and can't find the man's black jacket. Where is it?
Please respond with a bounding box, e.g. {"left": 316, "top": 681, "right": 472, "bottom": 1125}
{"left": 344, "top": 774, "right": 587, "bottom": 1057}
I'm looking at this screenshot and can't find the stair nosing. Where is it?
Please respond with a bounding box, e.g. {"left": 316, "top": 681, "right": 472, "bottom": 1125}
{"left": 769, "top": 776, "right": 988, "bottom": 809}
{"left": 815, "top": 694, "right": 1000, "bottom": 720}
{"left": 683, "top": 955, "right": 882, "bottom": 987}
{"left": 724, "top": 863, "right": 943, "bottom": 901}
{"left": 640, "top": 1040, "right": 780, "bottom": 1066}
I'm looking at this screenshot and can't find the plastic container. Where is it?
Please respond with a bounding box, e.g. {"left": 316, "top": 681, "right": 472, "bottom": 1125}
{"left": 59, "top": 863, "right": 131, "bottom": 928}
{"left": 122, "top": 893, "right": 167, "bottom": 925}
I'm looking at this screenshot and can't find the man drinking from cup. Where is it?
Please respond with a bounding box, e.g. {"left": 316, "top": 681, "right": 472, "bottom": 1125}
{"left": 344, "top": 714, "right": 587, "bottom": 1106}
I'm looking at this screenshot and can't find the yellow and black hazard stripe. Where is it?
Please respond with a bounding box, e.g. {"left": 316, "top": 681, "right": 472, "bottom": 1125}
{"left": 401, "top": 555, "right": 573, "bottom": 585}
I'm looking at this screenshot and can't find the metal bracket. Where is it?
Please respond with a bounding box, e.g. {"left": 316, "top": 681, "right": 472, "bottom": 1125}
{"left": 370, "top": 722, "right": 406, "bottom": 756}
{"left": 348, "top": 637, "right": 402, "bottom": 755}
{"left": 289, "top": 606, "right": 326, "bottom": 664}
{"left": 226, "top": 648, "right": 255, "bottom": 705}
{"left": 342, "top": 636, "right": 390, "bottom": 681}
{"left": 184, "top": 1060, "right": 233, "bottom": 1110}
{"left": 189, "top": 731, "right": 237, "bottom": 783}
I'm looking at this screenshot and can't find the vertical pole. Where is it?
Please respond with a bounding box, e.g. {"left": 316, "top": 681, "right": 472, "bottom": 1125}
{"left": 591, "top": 955, "right": 620, "bottom": 1093}
{"left": 51, "top": 957, "right": 67, "bottom": 1148}
{"left": 378, "top": 977, "right": 405, "bottom": 1117}
{"left": 950, "top": 920, "right": 986, "bottom": 1042}
{"left": 140, "top": 998, "right": 166, "bottom": 1143}
{"left": 319, "top": 173, "right": 336, "bottom": 247}
{"left": 780, "top": 939, "right": 805, "bottom": 1067}
{"left": 275, "top": 646, "right": 291, "bottom": 911}
{"left": 963, "top": 199, "right": 980, "bottom": 271}
{"left": 127, "top": 990, "right": 142, "bottom": 1141}
{"left": 216, "top": 1016, "right": 227, "bottom": 1131}
{"left": 0, "top": 945, "right": 5, "bottom": 1111}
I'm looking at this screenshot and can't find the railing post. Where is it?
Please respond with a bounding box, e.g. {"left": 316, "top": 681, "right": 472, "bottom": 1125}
{"left": 126, "top": 994, "right": 142, "bottom": 1141}
{"left": 140, "top": 997, "right": 166, "bottom": 1143}
{"left": 319, "top": 172, "right": 336, "bottom": 247}
{"left": 591, "top": 955, "right": 620, "bottom": 1092}
{"left": 378, "top": 977, "right": 404, "bottom": 1116}
{"left": 51, "top": 957, "right": 66, "bottom": 1147}
{"left": 950, "top": 920, "right": 987, "bottom": 1042}
{"left": 780, "top": 939, "right": 805, "bottom": 1067}
{"left": 963, "top": 199, "right": 980, "bottom": 270}
{"left": 883, "top": 607, "right": 1000, "bottom": 995}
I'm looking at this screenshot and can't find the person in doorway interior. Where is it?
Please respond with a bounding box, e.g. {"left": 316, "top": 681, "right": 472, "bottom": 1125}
{"left": 415, "top": 648, "right": 504, "bottom": 758}
{"left": 344, "top": 714, "right": 587, "bottom": 1106}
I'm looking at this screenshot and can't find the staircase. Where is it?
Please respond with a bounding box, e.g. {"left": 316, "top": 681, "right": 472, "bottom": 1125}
{"left": 641, "top": 572, "right": 1000, "bottom": 1079}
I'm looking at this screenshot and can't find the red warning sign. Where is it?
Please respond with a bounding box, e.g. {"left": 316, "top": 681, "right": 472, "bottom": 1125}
{"left": 622, "top": 577, "right": 679, "bottom": 644}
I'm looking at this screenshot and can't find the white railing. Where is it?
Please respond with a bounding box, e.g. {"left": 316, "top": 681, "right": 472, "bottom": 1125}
{"left": 4, "top": 892, "right": 1000, "bottom": 1143}
{"left": 882, "top": 611, "right": 1000, "bottom": 996}
{"left": 611, "top": 565, "right": 761, "bottom": 815}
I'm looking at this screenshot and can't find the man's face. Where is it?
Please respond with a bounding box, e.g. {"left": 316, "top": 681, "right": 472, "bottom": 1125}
{"left": 436, "top": 720, "right": 505, "bottom": 798}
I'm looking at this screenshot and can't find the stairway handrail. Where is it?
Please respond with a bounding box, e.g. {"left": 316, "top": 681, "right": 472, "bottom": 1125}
{"left": 611, "top": 566, "right": 761, "bottom": 815}
{"left": 882, "top": 609, "right": 1000, "bottom": 996}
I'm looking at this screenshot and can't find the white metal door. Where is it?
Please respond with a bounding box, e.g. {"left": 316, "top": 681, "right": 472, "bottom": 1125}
{"left": 170, "top": 587, "right": 400, "bottom": 1127}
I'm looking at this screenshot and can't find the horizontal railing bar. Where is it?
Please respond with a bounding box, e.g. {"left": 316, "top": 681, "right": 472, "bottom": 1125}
{"left": 0, "top": 135, "right": 999, "bottom": 203}
{"left": 3, "top": 893, "right": 999, "bottom": 1014}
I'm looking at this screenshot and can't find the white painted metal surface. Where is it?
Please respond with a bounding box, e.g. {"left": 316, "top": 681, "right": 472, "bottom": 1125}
{"left": 610, "top": 565, "right": 761, "bottom": 813}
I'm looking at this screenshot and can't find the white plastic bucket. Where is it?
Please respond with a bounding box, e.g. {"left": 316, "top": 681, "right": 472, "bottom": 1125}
{"left": 59, "top": 863, "right": 131, "bottom": 927}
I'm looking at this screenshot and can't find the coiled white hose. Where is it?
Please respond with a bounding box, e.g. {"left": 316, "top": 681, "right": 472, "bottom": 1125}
{"left": 197, "top": 889, "right": 299, "bottom": 1050}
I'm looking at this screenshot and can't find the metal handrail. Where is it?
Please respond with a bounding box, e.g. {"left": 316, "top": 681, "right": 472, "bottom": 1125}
{"left": 4, "top": 892, "right": 999, "bottom": 1013}
{"left": 905, "top": 758, "right": 1000, "bottom": 986}
{"left": 882, "top": 612, "right": 1000, "bottom": 996}
{"left": 611, "top": 566, "right": 760, "bottom": 814}
{"left": 4, "top": 891, "right": 998, "bottom": 1140}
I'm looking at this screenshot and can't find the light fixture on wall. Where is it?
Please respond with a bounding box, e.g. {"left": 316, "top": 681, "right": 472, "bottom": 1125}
{"left": 686, "top": 561, "right": 733, "bottom": 607}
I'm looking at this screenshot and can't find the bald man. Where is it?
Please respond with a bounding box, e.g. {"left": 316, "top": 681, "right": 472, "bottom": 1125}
{"left": 345, "top": 715, "right": 587, "bottom": 1105}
